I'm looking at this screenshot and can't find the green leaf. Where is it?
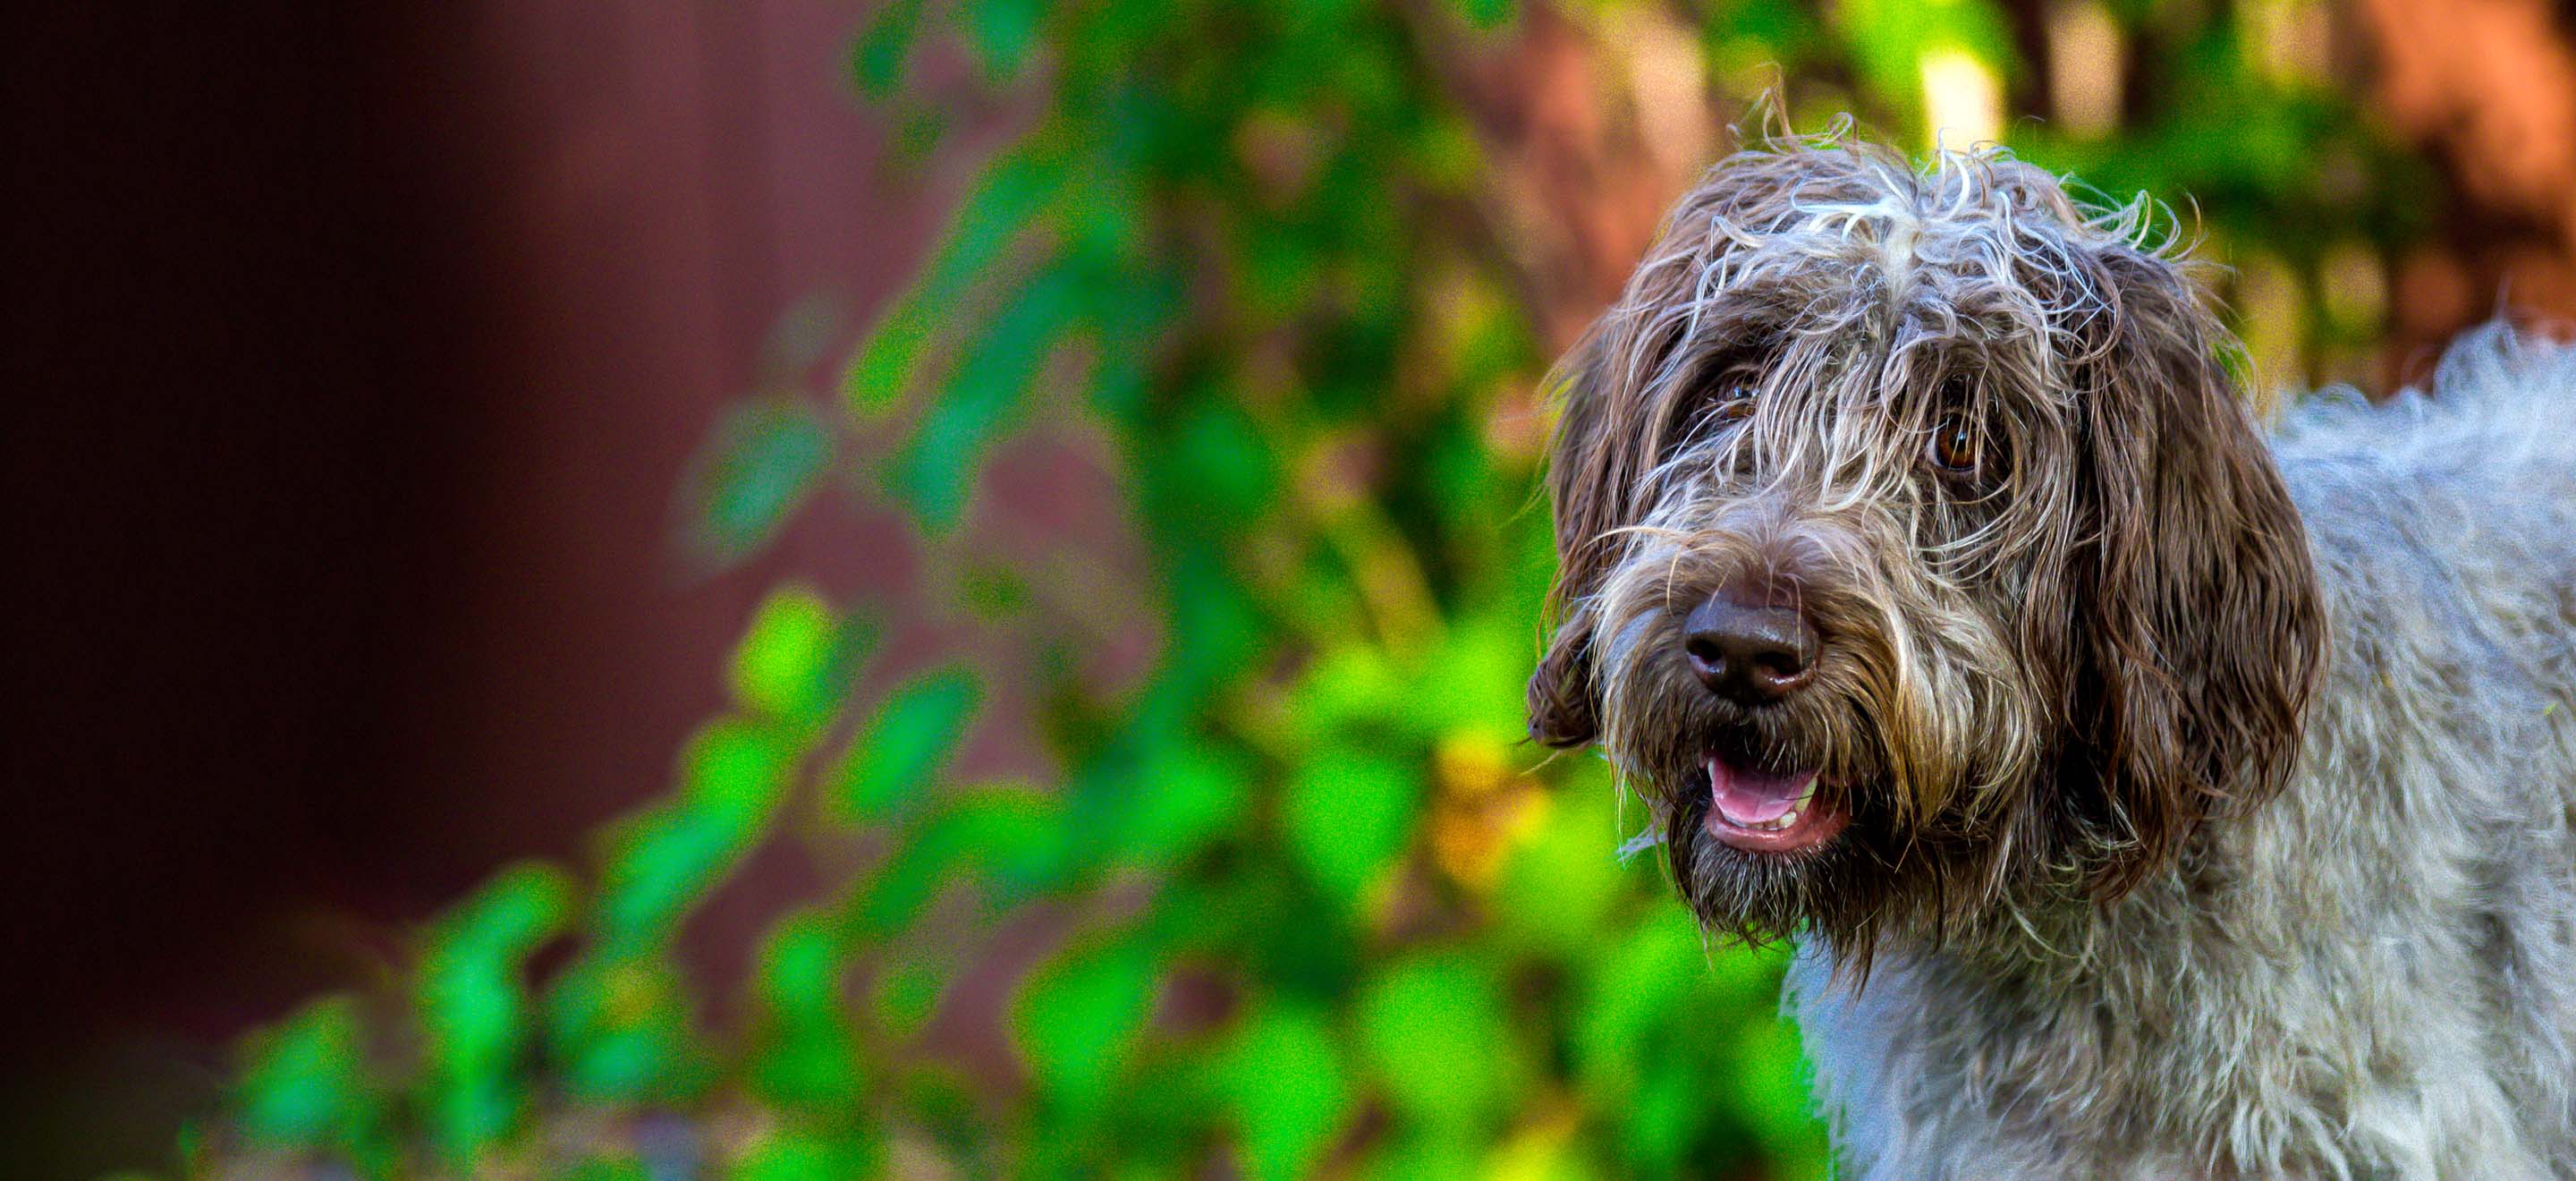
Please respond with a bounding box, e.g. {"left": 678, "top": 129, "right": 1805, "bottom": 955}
{"left": 682, "top": 400, "right": 835, "bottom": 565}
{"left": 1281, "top": 743, "right": 1421, "bottom": 910}
{"left": 833, "top": 666, "right": 982, "bottom": 821}
{"left": 1451, "top": 0, "right": 1515, "bottom": 30}
{"left": 869, "top": 947, "right": 959, "bottom": 1037}
{"left": 561, "top": 1156, "right": 650, "bottom": 1181}
{"left": 1491, "top": 780, "right": 1626, "bottom": 957}
{"left": 1165, "top": 399, "right": 1276, "bottom": 532}
{"left": 728, "top": 587, "right": 865, "bottom": 729}
{"left": 844, "top": 141, "right": 1071, "bottom": 418}
{"left": 593, "top": 718, "right": 796, "bottom": 955}
{"left": 962, "top": 0, "right": 1046, "bottom": 83}
{"left": 730, "top": 1130, "right": 884, "bottom": 1181}
{"left": 881, "top": 263, "right": 1082, "bottom": 531}
{"left": 233, "top": 996, "right": 373, "bottom": 1151}
{"left": 747, "top": 912, "right": 868, "bottom": 1114}
{"left": 845, "top": 297, "right": 936, "bottom": 419}
{"left": 1733, "top": 1015, "right": 1831, "bottom": 1174}
{"left": 858, "top": 783, "right": 1063, "bottom": 939}
{"left": 1357, "top": 954, "right": 1520, "bottom": 1131}
{"left": 542, "top": 955, "right": 707, "bottom": 1104}
{"left": 415, "top": 862, "right": 574, "bottom": 1162}
{"left": 1013, "top": 934, "right": 1157, "bottom": 1111}
{"left": 1114, "top": 738, "right": 1250, "bottom": 872}
{"left": 1573, "top": 909, "right": 1707, "bottom": 1104}
{"left": 1831, "top": 0, "right": 2017, "bottom": 115}
{"left": 1221, "top": 1001, "right": 1352, "bottom": 1181}
{"left": 849, "top": 0, "right": 926, "bottom": 98}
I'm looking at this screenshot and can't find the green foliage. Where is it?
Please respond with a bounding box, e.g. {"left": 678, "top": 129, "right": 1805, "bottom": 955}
{"left": 231, "top": 998, "right": 384, "bottom": 1168}
{"left": 682, "top": 401, "right": 836, "bottom": 565}
{"left": 415, "top": 863, "right": 572, "bottom": 1163}
{"left": 833, "top": 666, "right": 980, "bottom": 822}
{"left": 191, "top": 1, "right": 2437, "bottom": 1177}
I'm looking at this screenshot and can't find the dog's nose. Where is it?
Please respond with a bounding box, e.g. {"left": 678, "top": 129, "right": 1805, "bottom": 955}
{"left": 1681, "top": 591, "right": 1818, "bottom": 704}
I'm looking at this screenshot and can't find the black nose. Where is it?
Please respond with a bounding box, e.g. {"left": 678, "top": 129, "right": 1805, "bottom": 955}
{"left": 1681, "top": 590, "right": 1818, "bottom": 704}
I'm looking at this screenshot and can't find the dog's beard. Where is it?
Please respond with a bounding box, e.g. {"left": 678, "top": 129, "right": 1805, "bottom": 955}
{"left": 1592, "top": 524, "right": 2044, "bottom": 953}
{"left": 1602, "top": 610, "right": 1909, "bottom": 946}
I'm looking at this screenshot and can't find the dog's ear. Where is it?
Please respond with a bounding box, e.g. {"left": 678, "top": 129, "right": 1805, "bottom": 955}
{"left": 1529, "top": 328, "right": 1628, "bottom": 748}
{"left": 2059, "top": 247, "right": 2326, "bottom": 896}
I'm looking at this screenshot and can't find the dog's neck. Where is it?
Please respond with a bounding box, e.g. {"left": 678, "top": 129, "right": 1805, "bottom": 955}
{"left": 1825, "top": 833, "right": 2227, "bottom": 990}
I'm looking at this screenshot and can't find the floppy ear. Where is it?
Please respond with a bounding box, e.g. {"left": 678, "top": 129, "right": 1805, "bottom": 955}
{"left": 2055, "top": 248, "right": 2326, "bottom": 896}
{"left": 1529, "top": 329, "right": 1628, "bottom": 748}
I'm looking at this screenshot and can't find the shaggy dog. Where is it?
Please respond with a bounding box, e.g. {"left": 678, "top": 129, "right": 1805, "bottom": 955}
{"left": 1527, "top": 131, "right": 2576, "bottom": 1177}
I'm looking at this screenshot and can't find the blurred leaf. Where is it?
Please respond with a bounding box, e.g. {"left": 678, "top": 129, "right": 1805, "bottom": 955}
{"left": 845, "top": 141, "right": 1071, "bottom": 417}
{"left": 1370, "top": 1130, "right": 1484, "bottom": 1179}
{"left": 747, "top": 911, "right": 868, "bottom": 1114}
{"left": 869, "top": 945, "right": 959, "bottom": 1037}
{"left": 882, "top": 262, "right": 1082, "bottom": 531}
{"left": 1451, "top": 0, "right": 1515, "bottom": 30}
{"left": 1706, "top": 0, "right": 1828, "bottom": 67}
{"left": 415, "top": 862, "right": 574, "bottom": 1163}
{"left": 1164, "top": 399, "right": 1277, "bottom": 533}
{"left": 1733, "top": 1015, "right": 1832, "bottom": 1175}
{"left": 858, "top": 782, "right": 1064, "bottom": 939}
{"left": 1114, "top": 738, "right": 1251, "bottom": 872}
{"left": 728, "top": 587, "right": 864, "bottom": 730}
{"left": 833, "top": 665, "right": 982, "bottom": 822}
{"left": 233, "top": 996, "right": 376, "bottom": 1154}
{"left": 1832, "top": 0, "right": 2017, "bottom": 113}
{"left": 1356, "top": 953, "right": 1520, "bottom": 1131}
{"left": 956, "top": 560, "right": 1033, "bottom": 619}
{"left": 543, "top": 954, "right": 708, "bottom": 1104}
{"left": 1574, "top": 909, "right": 1709, "bottom": 1097}
{"left": 682, "top": 400, "right": 835, "bottom": 565}
{"left": 845, "top": 297, "right": 936, "bottom": 419}
{"left": 962, "top": 0, "right": 1046, "bottom": 83}
{"left": 849, "top": 0, "right": 925, "bottom": 99}
{"left": 596, "top": 718, "right": 795, "bottom": 954}
{"left": 562, "top": 1156, "right": 650, "bottom": 1181}
{"left": 730, "top": 1129, "right": 883, "bottom": 1181}
{"left": 1220, "top": 1000, "right": 1352, "bottom": 1181}
{"left": 1287, "top": 642, "right": 1415, "bottom": 744}
{"left": 1013, "top": 933, "right": 1157, "bottom": 1112}
{"left": 1281, "top": 743, "right": 1421, "bottom": 911}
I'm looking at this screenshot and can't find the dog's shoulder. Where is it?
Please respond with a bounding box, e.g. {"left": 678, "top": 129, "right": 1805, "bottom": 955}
{"left": 2273, "top": 320, "right": 2576, "bottom": 504}
{"left": 2273, "top": 322, "right": 2576, "bottom": 633}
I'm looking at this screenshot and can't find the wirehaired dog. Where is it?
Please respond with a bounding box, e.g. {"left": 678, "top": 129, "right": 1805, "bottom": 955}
{"left": 1529, "top": 130, "right": 2576, "bottom": 1177}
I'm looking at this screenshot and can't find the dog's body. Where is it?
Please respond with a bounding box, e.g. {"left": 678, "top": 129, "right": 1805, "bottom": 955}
{"left": 1797, "top": 330, "right": 2576, "bottom": 1177}
{"left": 1527, "top": 132, "right": 2576, "bottom": 1178}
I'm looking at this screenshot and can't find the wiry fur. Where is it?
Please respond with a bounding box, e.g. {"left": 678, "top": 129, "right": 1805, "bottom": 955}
{"left": 1531, "top": 128, "right": 2576, "bottom": 1177}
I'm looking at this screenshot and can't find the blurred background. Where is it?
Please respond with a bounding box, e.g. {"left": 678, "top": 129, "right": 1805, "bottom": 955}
{"left": 12, "top": 0, "right": 2576, "bottom": 1176}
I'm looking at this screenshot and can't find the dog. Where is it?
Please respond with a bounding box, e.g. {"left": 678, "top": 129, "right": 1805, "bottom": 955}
{"left": 1527, "top": 129, "right": 2576, "bottom": 1177}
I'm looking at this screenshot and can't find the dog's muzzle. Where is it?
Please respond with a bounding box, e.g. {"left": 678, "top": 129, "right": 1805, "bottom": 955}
{"left": 1679, "top": 580, "right": 1852, "bottom": 854}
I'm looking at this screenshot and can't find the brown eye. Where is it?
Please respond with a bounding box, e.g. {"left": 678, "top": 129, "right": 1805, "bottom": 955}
{"left": 1711, "top": 384, "right": 1756, "bottom": 424}
{"left": 1928, "top": 412, "right": 1979, "bottom": 472}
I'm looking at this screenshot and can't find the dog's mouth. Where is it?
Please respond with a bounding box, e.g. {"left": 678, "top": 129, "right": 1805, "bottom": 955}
{"left": 1699, "top": 749, "right": 1850, "bottom": 853}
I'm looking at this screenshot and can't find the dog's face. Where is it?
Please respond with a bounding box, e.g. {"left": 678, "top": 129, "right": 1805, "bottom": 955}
{"left": 1530, "top": 140, "right": 2326, "bottom": 951}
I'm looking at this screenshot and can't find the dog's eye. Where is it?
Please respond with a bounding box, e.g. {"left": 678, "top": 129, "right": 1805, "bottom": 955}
{"left": 1710, "top": 384, "right": 1757, "bottom": 424}
{"left": 1928, "top": 413, "right": 1980, "bottom": 472}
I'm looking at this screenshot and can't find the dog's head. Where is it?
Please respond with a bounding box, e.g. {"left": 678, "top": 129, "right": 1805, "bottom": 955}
{"left": 1530, "top": 134, "right": 2325, "bottom": 953}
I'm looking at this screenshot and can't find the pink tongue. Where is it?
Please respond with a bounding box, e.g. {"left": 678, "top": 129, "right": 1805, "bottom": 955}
{"left": 1707, "top": 756, "right": 1815, "bottom": 823}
